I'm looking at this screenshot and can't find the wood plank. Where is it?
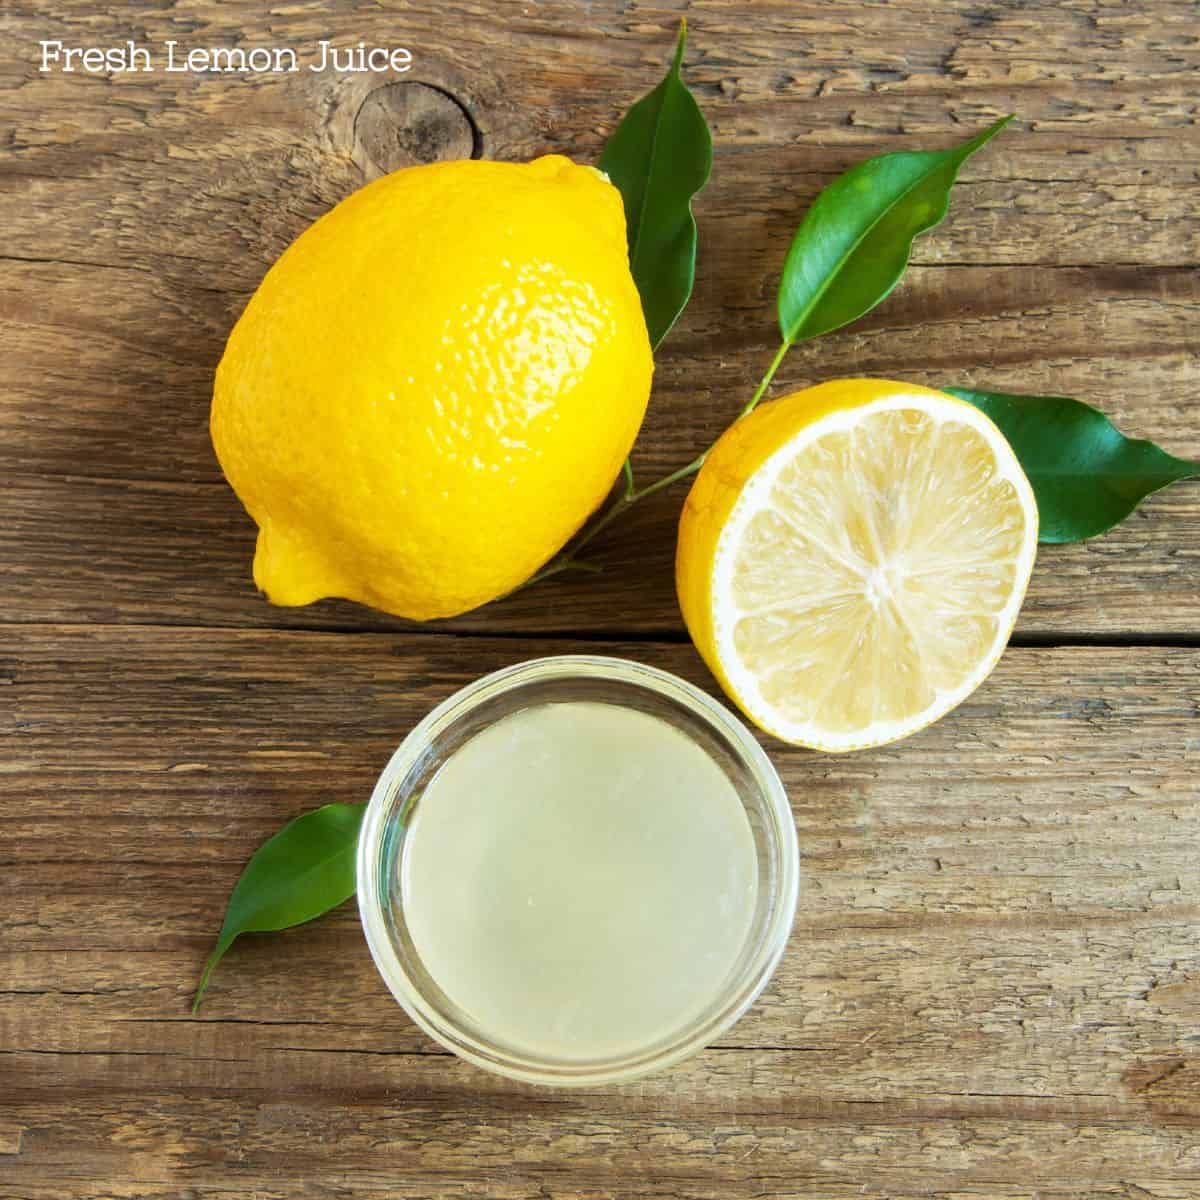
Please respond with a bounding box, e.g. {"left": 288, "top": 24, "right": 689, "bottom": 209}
{"left": 3, "top": 456, "right": 1198, "bottom": 636}
{"left": 3, "top": 2, "right": 1197, "bottom": 272}
{"left": 2, "top": 2, "right": 1198, "bottom": 637}
{"left": 2, "top": 264, "right": 1198, "bottom": 635}
{"left": 2, "top": 260, "right": 1195, "bottom": 487}
{"left": 3, "top": 1096, "right": 1199, "bottom": 1200}
{"left": 2, "top": 627, "right": 1198, "bottom": 1196}
{"left": 2, "top": 628, "right": 1200, "bottom": 1190}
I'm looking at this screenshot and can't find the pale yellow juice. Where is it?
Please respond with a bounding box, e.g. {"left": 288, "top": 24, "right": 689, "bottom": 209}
{"left": 401, "top": 700, "right": 759, "bottom": 1061}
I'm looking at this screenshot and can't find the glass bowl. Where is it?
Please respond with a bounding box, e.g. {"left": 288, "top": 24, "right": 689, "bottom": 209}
{"left": 357, "top": 654, "right": 799, "bottom": 1086}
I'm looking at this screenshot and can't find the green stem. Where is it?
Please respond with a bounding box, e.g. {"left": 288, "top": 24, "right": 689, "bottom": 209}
{"left": 517, "top": 555, "right": 604, "bottom": 592}
{"left": 740, "top": 339, "right": 790, "bottom": 419}
{"left": 515, "top": 340, "right": 793, "bottom": 593}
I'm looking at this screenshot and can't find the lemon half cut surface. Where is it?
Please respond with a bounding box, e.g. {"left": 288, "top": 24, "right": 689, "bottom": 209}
{"left": 677, "top": 379, "right": 1039, "bottom": 752}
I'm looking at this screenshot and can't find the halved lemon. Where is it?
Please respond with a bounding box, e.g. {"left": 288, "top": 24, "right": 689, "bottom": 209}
{"left": 676, "top": 379, "right": 1038, "bottom": 752}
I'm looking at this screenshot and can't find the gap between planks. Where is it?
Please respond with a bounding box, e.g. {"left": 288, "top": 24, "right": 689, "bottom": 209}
{"left": 0, "top": 619, "right": 1197, "bottom": 649}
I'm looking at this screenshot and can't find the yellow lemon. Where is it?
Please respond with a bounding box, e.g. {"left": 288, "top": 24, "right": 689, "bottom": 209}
{"left": 212, "top": 155, "right": 652, "bottom": 620}
{"left": 677, "top": 379, "right": 1038, "bottom": 751}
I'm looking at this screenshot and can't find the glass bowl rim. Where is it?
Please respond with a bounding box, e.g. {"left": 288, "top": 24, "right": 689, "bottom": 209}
{"left": 356, "top": 653, "right": 800, "bottom": 1086}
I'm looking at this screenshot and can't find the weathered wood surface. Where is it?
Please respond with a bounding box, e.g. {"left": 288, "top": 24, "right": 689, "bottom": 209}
{"left": 3, "top": 630, "right": 1200, "bottom": 1195}
{"left": 2, "top": 0, "right": 1199, "bottom": 1196}
{"left": 3, "top": 1, "right": 1199, "bottom": 637}
{"left": 4, "top": 456, "right": 1200, "bottom": 636}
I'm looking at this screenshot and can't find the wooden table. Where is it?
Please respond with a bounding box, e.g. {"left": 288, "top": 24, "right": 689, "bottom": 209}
{"left": 4, "top": 1, "right": 1199, "bottom": 1195}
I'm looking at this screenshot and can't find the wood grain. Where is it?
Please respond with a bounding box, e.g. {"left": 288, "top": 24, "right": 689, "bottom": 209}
{"left": 3, "top": 455, "right": 1199, "bottom": 638}
{"left": 3, "top": 627, "right": 1200, "bottom": 1195}
{"left": 2, "top": 1, "right": 1198, "bottom": 639}
{"left": 2, "top": 0, "right": 1199, "bottom": 1195}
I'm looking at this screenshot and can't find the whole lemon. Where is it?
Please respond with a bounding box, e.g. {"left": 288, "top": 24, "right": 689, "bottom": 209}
{"left": 212, "top": 155, "right": 652, "bottom": 620}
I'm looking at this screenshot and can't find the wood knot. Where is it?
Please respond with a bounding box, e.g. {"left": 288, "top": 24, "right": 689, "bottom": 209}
{"left": 353, "top": 82, "right": 478, "bottom": 176}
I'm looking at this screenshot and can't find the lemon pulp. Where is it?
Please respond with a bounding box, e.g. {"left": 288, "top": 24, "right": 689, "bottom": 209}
{"left": 678, "top": 380, "right": 1038, "bottom": 751}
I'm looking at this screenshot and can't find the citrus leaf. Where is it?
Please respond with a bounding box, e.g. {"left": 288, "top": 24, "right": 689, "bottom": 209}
{"left": 778, "top": 116, "right": 1012, "bottom": 346}
{"left": 599, "top": 19, "right": 712, "bottom": 348}
{"left": 193, "top": 802, "right": 365, "bottom": 1012}
{"left": 947, "top": 387, "right": 1200, "bottom": 543}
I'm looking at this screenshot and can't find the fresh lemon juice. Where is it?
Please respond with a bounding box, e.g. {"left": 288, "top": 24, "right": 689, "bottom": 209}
{"left": 400, "top": 700, "right": 759, "bottom": 1061}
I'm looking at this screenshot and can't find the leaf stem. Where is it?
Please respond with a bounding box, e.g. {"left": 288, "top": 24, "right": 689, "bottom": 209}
{"left": 515, "top": 340, "right": 794, "bottom": 592}
{"left": 192, "top": 941, "right": 227, "bottom": 1013}
{"left": 741, "top": 340, "right": 791, "bottom": 418}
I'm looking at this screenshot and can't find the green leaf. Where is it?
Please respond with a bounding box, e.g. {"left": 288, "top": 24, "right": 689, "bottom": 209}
{"left": 947, "top": 387, "right": 1200, "bottom": 543}
{"left": 778, "top": 116, "right": 1012, "bottom": 346}
{"left": 599, "top": 19, "right": 712, "bottom": 348}
{"left": 193, "top": 802, "right": 366, "bottom": 1012}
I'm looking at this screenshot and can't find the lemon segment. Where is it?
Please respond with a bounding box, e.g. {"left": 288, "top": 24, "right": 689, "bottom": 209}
{"left": 677, "top": 379, "right": 1038, "bottom": 752}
